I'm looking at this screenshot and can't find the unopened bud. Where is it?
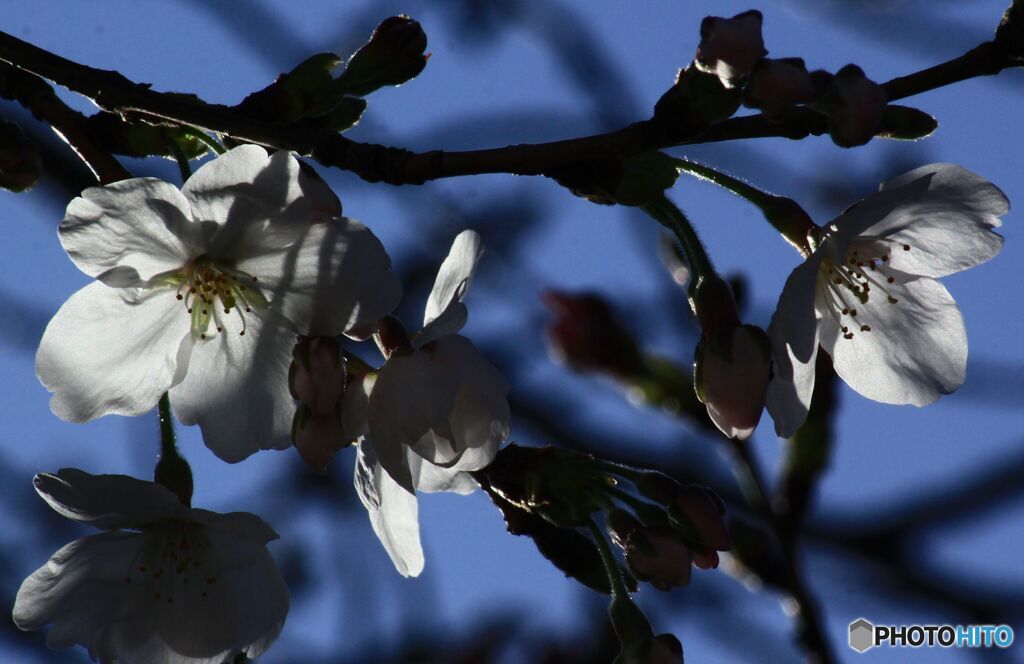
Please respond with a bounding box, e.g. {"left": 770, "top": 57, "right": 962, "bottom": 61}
{"left": 289, "top": 336, "right": 350, "bottom": 472}
{"left": 668, "top": 485, "right": 731, "bottom": 569}
{"left": 743, "top": 57, "right": 817, "bottom": 119}
{"left": 811, "top": 64, "right": 887, "bottom": 148}
{"left": 543, "top": 291, "right": 645, "bottom": 379}
{"left": 338, "top": 16, "right": 428, "bottom": 96}
{"left": 625, "top": 527, "right": 693, "bottom": 590}
{"left": 693, "top": 324, "right": 771, "bottom": 440}
{"left": 695, "top": 10, "right": 767, "bottom": 89}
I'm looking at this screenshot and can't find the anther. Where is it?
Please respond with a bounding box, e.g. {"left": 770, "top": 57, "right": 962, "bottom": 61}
{"left": 860, "top": 325, "right": 871, "bottom": 332}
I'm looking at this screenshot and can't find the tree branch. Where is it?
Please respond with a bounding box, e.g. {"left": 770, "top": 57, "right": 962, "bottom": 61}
{"left": 0, "top": 62, "right": 128, "bottom": 184}
{"left": 0, "top": 24, "right": 1018, "bottom": 186}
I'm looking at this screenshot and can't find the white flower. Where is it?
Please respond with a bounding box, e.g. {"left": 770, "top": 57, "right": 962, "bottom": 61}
{"left": 767, "top": 163, "right": 1009, "bottom": 437}
{"left": 12, "top": 469, "right": 289, "bottom": 664}
{"left": 353, "top": 230, "right": 511, "bottom": 576}
{"left": 37, "top": 145, "right": 401, "bottom": 462}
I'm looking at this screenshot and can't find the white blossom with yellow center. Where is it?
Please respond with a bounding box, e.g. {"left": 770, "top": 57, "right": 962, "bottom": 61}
{"left": 767, "top": 163, "right": 1008, "bottom": 437}
{"left": 36, "top": 145, "right": 401, "bottom": 462}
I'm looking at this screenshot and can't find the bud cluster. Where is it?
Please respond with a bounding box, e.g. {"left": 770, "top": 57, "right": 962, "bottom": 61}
{"left": 476, "top": 445, "right": 731, "bottom": 594}
{"left": 657, "top": 9, "right": 897, "bottom": 147}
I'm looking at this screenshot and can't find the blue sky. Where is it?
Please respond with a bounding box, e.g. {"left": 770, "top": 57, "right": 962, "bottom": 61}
{"left": 1, "top": 2, "right": 1021, "bottom": 662}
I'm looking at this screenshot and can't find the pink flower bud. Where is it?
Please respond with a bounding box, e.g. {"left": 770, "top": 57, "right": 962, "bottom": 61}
{"left": 289, "top": 336, "right": 349, "bottom": 472}
{"left": 743, "top": 58, "right": 817, "bottom": 119}
{"left": 542, "top": 291, "right": 644, "bottom": 378}
{"left": 813, "top": 64, "right": 887, "bottom": 147}
{"left": 694, "top": 324, "right": 771, "bottom": 440}
{"left": 695, "top": 10, "right": 767, "bottom": 89}
{"left": 670, "top": 485, "right": 731, "bottom": 568}
{"left": 625, "top": 527, "right": 693, "bottom": 591}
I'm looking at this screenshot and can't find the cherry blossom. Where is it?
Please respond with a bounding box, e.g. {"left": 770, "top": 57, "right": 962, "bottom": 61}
{"left": 767, "top": 163, "right": 1008, "bottom": 437}
{"left": 36, "top": 145, "right": 400, "bottom": 462}
{"left": 12, "top": 469, "right": 288, "bottom": 664}
{"left": 354, "top": 230, "right": 510, "bottom": 576}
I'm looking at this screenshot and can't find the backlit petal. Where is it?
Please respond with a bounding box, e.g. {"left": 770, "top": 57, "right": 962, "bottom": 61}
{"left": 60, "top": 178, "right": 198, "bottom": 283}
{"left": 36, "top": 283, "right": 192, "bottom": 422}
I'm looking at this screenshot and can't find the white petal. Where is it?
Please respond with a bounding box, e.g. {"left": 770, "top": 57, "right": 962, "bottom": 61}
{"left": 186, "top": 147, "right": 336, "bottom": 261}
{"left": 766, "top": 340, "right": 819, "bottom": 439}
{"left": 236, "top": 218, "right": 401, "bottom": 338}
{"left": 36, "top": 283, "right": 193, "bottom": 422}
{"left": 34, "top": 470, "right": 186, "bottom": 531}
{"left": 822, "top": 274, "right": 966, "bottom": 406}
{"left": 13, "top": 531, "right": 140, "bottom": 651}
{"left": 410, "top": 453, "right": 482, "bottom": 495}
{"left": 367, "top": 350, "right": 459, "bottom": 487}
{"left": 169, "top": 315, "right": 294, "bottom": 463}
{"left": 863, "top": 163, "right": 1008, "bottom": 277}
{"left": 188, "top": 509, "right": 280, "bottom": 544}
{"left": 60, "top": 178, "right": 199, "bottom": 283}
{"left": 419, "top": 230, "right": 483, "bottom": 343}
{"left": 143, "top": 526, "right": 288, "bottom": 664}
{"left": 770, "top": 254, "right": 824, "bottom": 367}
{"left": 766, "top": 256, "right": 824, "bottom": 438}
{"left": 432, "top": 335, "right": 510, "bottom": 465}
{"left": 354, "top": 442, "right": 425, "bottom": 577}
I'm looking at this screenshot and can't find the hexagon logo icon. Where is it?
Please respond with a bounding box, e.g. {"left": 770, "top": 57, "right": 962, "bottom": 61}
{"left": 849, "top": 618, "right": 875, "bottom": 653}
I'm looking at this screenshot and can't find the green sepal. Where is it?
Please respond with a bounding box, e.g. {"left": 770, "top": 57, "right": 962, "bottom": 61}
{"left": 653, "top": 64, "right": 742, "bottom": 131}
{"left": 478, "top": 480, "right": 637, "bottom": 595}
{"left": 236, "top": 52, "right": 362, "bottom": 126}
{"left": 878, "top": 105, "right": 938, "bottom": 140}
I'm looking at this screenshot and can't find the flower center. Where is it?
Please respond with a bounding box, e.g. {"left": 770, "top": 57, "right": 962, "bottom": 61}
{"left": 123, "top": 520, "right": 219, "bottom": 606}
{"left": 819, "top": 238, "right": 911, "bottom": 340}
{"left": 162, "top": 256, "right": 268, "bottom": 340}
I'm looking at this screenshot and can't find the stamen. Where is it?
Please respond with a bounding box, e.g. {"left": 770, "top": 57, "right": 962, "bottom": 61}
{"left": 169, "top": 256, "right": 267, "bottom": 339}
